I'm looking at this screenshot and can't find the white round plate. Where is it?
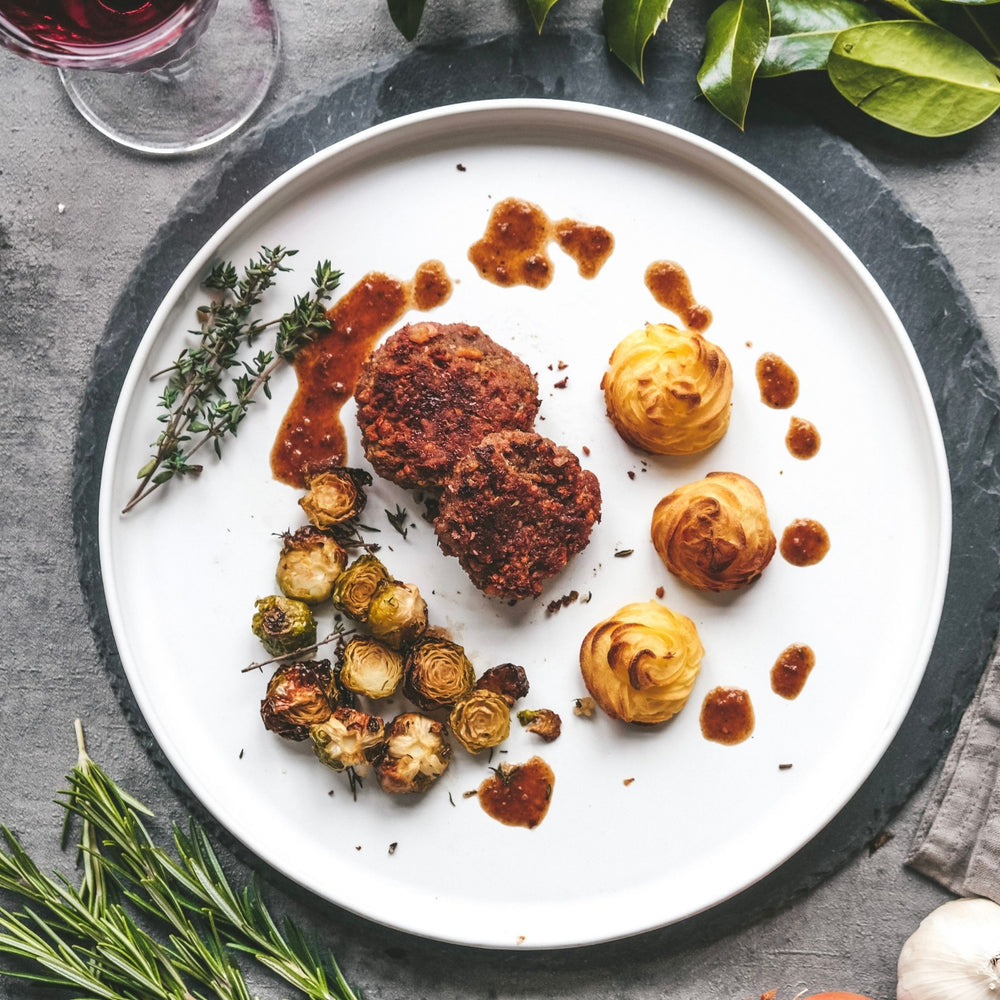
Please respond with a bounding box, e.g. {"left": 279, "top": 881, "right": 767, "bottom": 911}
{"left": 99, "top": 99, "right": 950, "bottom": 949}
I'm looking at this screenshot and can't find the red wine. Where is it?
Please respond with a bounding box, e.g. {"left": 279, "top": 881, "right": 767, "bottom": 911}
{"left": 0, "top": 0, "right": 206, "bottom": 65}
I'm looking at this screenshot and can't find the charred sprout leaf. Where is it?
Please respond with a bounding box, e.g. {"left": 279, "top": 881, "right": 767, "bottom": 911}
{"left": 330, "top": 554, "right": 391, "bottom": 622}
{"left": 828, "top": 20, "right": 1000, "bottom": 135}
{"left": 475, "top": 662, "right": 530, "bottom": 706}
{"left": 310, "top": 707, "right": 387, "bottom": 773}
{"left": 299, "top": 468, "right": 372, "bottom": 531}
{"left": 367, "top": 580, "right": 428, "bottom": 650}
{"left": 385, "top": 504, "right": 409, "bottom": 539}
{"left": 604, "top": 0, "right": 674, "bottom": 82}
{"left": 403, "top": 636, "right": 475, "bottom": 709}
{"left": 386, "top": 0, "right": 426, "bottom": 39}
{"left": 758, "top": 0, "right": 872, "bottom": 77}
{"left": 449, "top": 690, "right": 512, "bottom": 754}
{"left": 252, "top": 595, "right": 318, "bottom": 657}
{"left": 375, "top": 713, "right": 452, "bottom": 794}
{"left": 338, "top": 637, "right": 404, "bottom": 699}
{"left": 260, "top": 660, "right": 338, "bottom": 740}
{"left": 697, "top": 0, "right": 771, "bottom": 128}
{"left": 526, "top": 0, "right": 561, "bottom": 32}
{"left": 517, "top": 708, "right": 563, "bottom": 743}
{"left": 276, "top": 526, "right": 348, "bottom": 604}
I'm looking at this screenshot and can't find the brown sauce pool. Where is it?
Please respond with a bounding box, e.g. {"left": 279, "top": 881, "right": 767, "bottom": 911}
{"left": 270, "top": 261, "right": 452, "bottom": 487}
{"left": 756, "top": 352, "right": 799, "bottom": 408}
{"left": 786, "top": 416, "right": 820, "bottom": 459}
{"left": 644, "top": 260, "right": 712, "bottom": 331}
{"left": 700, "top": 687, "right": 755, "bottom": 745}
{"left": 468, "top": 196, "right": 613, "bottom": 288}
{"left": 771, "top": 643, "right": 816, "bottom": 699}
{"left": 477, "top": 757, "right": 554, "bottom": 829}
{"left": 780, "top": 518, "right": 830, "bottom": 566}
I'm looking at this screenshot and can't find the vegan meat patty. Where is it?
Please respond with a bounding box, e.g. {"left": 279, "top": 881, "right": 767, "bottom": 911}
{"left": 434, "top": 430, "right": 602, "bottom": 601}
{"left": 354, "top": 321, "right": 540, "bottom": 490}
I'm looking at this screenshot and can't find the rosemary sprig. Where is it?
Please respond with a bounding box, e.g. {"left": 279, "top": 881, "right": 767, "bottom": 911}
{"left": 124, "top": 248, "right": 343, "bottom": 514}
{"left": 0, "top": 721, "right": 361, "bottom": 1000}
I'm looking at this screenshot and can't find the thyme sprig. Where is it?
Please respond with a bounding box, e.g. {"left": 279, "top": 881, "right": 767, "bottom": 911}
{"left": 0, "top": 721, "right": 361, "bottom": 1000}
{"left": 124, "top": 247, "right": 343, "bottom": 514}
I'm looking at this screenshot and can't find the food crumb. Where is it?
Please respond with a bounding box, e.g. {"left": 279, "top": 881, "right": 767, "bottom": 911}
{"left": 614, "top": 548, "right": 634, "bottom": 558}
{"left": 778, "top": 762, "right": 793, "bottom": 770}
{"left": 517, "top": 935, "right": 526, "bottom": 945}
{"left": 355, "top": 845, "right": 362, "bottom": 851}
{"left": 463, "top": 789, "right": 478, "bottom": 798}
{"left": 553, "top": 377, "right": 568, "bottom": 389}
{"left": 557, "top": 360, "right": 567, "bottom": 370}
{"left": 655, "top": 586, "right": 665, "bottom": 598}
{"left": 456, "top": 163, "right": 466, "bottom": 171}
{"left": 573, "top": 696, "right": 596, "bottom": 717}
{"left": 623, "top": 777, "right": 635, "bottom": 787}
{"left": 238, "top": 748, "right": 244, "bottom": 759}
{"left": 582, "top": 445, "right": 591, "bottom": 456}
{"left": 388, "top": 842, "right": 398, "bottom": 855}
{"left": 627, "top": 470, "right": 636, "bottom": 480}
{"left": 546, "top": 590, "right": 579, "bottom": 614}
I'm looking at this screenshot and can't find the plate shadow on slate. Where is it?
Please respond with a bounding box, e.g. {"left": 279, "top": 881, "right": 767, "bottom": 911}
{"left": 73, "top": 29, "right": 1000, "bottom": 963}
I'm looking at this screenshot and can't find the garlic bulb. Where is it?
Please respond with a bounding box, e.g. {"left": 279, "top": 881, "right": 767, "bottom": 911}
{"left": 897, "top": 897, "right": 1000, "bottom": 1000}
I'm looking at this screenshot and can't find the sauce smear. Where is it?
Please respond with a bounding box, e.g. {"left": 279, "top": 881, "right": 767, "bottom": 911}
{"left": 478, "top": 756, "right": 554, "bottom": 829}
{"left": 700, "top": 687, "right": 755, "bottom": 745}
{"left": 756, "top": 352, "right": 799, "bottom": 408}
{"left": 468, "top": 196, "right": 613, "bottom": 288}
{"left": 644, "top": 260, "right": 712, "bottom": 331}
{"left": 786, "top": 416, "right": 821, "bottom": 459}
{"left": 771, "top": 643, "right": 816, "bottom": 699}
{"left": 270, "top": 261, "right": 452, "bottom": 487}
{"left": 780, "top": 518, "right": 830, "bottom": 566}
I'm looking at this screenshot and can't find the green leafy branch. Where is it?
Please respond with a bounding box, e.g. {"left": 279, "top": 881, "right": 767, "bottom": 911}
{"left": 0, "top": 720, "right": 361, "bottom": 1000}
{"left": 387, "top": 0, "right": 1000, "bottom": 137}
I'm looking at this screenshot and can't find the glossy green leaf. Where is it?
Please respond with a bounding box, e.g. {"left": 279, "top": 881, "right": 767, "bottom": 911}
{"left": 604, "top": 0, "right": 674, "bottom": 82}
{"left": 526, "top": 0, "right": 560, "bottom": 32}
{"left": 828, "top": 20, "right": 1000, "bottom": 136}
{"left": 696, "top": 0, "right": 771, "bottom": 128}
{"left": 758, "top": 0, "right": 872, "bottom": 77}
{"left": 386, "top": 0, "right": 426, "bottom": 41}
{"left": 908, "top": 0, "right": 1000, "bottom": 63}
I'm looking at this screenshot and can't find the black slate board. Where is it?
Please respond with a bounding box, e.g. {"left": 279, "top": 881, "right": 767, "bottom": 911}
{"left": 73, "top": 30, "right": 1000, "bottom": 954}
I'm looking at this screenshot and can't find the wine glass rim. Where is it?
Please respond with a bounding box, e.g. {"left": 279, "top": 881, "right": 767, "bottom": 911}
{"left": 0, "top": 0, "right": 208, "bottom": 69}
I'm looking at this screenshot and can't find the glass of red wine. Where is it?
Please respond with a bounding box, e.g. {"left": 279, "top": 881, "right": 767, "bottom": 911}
{"left": 0, "top": 0, "right": 279, "bottom": 155}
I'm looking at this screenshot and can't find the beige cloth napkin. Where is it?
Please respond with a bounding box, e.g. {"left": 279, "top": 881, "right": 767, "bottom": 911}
{"left": 908, "top": 643, "right": 1000, "bottom": 901}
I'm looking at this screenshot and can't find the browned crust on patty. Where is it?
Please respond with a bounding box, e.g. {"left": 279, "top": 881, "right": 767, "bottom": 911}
{"left": 434, "top": 430, "right": 602, "bottom": 601}
{"left": 354, "top": 322, "right": 540, "bottom": 490}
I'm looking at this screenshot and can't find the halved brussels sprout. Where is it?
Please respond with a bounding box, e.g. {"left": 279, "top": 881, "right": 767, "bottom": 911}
{"left": 251, "top": 595, "right": 317, "bottom": 657}
{"left": 375, "top": 713, "right": 452, "bottom": 794}
{"left": 475, "top": 662, "right": 530, "bottom": 706}
{"left": 299, "top": 467, "right": 372, "bottom": 530}
{"left": 449, "top": 689, "right": 511, "bottom": 754}
{"left": 368, "top": 580, "right": 428, "bottom": 650}
{"left": 338, "top": 636, "right": 404, "bottom": 700}
{"left": 330, "top": 554, "right": 390, "bottom": 622}
{"left": 517, "top": 708, "right": 562, "bottom": 743}
{"left": 310, "top": 706, "right": 386, "bottom": 773}
{"left": 260, "top": 659, "right": 338, "bottom": 740}
{"left": 275, "top": 526, "right": 347, "bottom": 604}
{"left": 403, "top": 636, "right": 474, "bottom": 709}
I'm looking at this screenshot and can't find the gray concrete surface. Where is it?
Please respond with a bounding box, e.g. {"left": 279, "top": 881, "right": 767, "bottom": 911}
{"left": 1, "top": 1, "right": 999, "bottom": 998}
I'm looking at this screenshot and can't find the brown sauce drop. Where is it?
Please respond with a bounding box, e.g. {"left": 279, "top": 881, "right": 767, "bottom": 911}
{"left": 468, "top": 196, "right": 613, "bottom": 288}
{"left": 756, "top": 352, "right": 799, "bottom": 408}
{"left": 700, "top": 687, "right": 755, "bottom": 745}
{"left": 771, "top": 643, "right": 815, "bottom": 699}
{"left": 644, "top": 260, "right": 713, "bottom": 331}
{"left": 786, "top": 416, "right": 821, "bottom": 459}
{"left": 270, "top": 261, "right": 452, "bottom": 487}
{"left": 780, "top": 518, "right": 830, "bottom": 566}
{"left": 477, "top": 756, "right": 554, "bottom": 829}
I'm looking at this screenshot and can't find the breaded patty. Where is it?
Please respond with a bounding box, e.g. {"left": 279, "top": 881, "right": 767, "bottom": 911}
{"left": 434, "top": 430, "right": 602, "bottom": 601}
{"left": 354, "top": 322, "right": 540, "bottom": 490}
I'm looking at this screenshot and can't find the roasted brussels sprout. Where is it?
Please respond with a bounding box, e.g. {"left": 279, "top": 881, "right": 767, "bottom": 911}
{"left": 310, "top": 706, "right": 386, "bottom": 773}
{"left": 252, "top": 595, "right": 317, "bottom": 657}
{"left": 338, "top": 636, "right": 404, "bottom": 700}
{"left": 260, "top": 659, "right": 338, "bottom": 740}
{"left": 375, "top": 713, "right": 452, "bottom": 794}
{"left": 403, "top": 636, "right": 474, "bottom": 709}
{"left": 299, "top": 467, "right": 372, "bottom": 530}
{"left": 449, "top": 689, "right": 511, "bottom": 754}
{"left": 475, "top": 662, "right": 530, "bottom": 706}
{"left": 330, "top": 554, "right": 390, "bottom": 622}
{"left": 517, "top": 708, "right": 562, "bottom": 743}
{"left": 367, "top": 580, "right": 428, "bottom": 650}
{"left": 275, "top": 526, "right": 348, "bottom": 604}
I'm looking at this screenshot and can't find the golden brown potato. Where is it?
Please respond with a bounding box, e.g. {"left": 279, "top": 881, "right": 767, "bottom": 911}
{"left": 651, "top": 471, "right": 776, "bottom": 592}
{"left": 579, "top": 601, "right": 703, "bottom": 725}
{"left": 601, "top": 323, "right": 733, "bottom": 455}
